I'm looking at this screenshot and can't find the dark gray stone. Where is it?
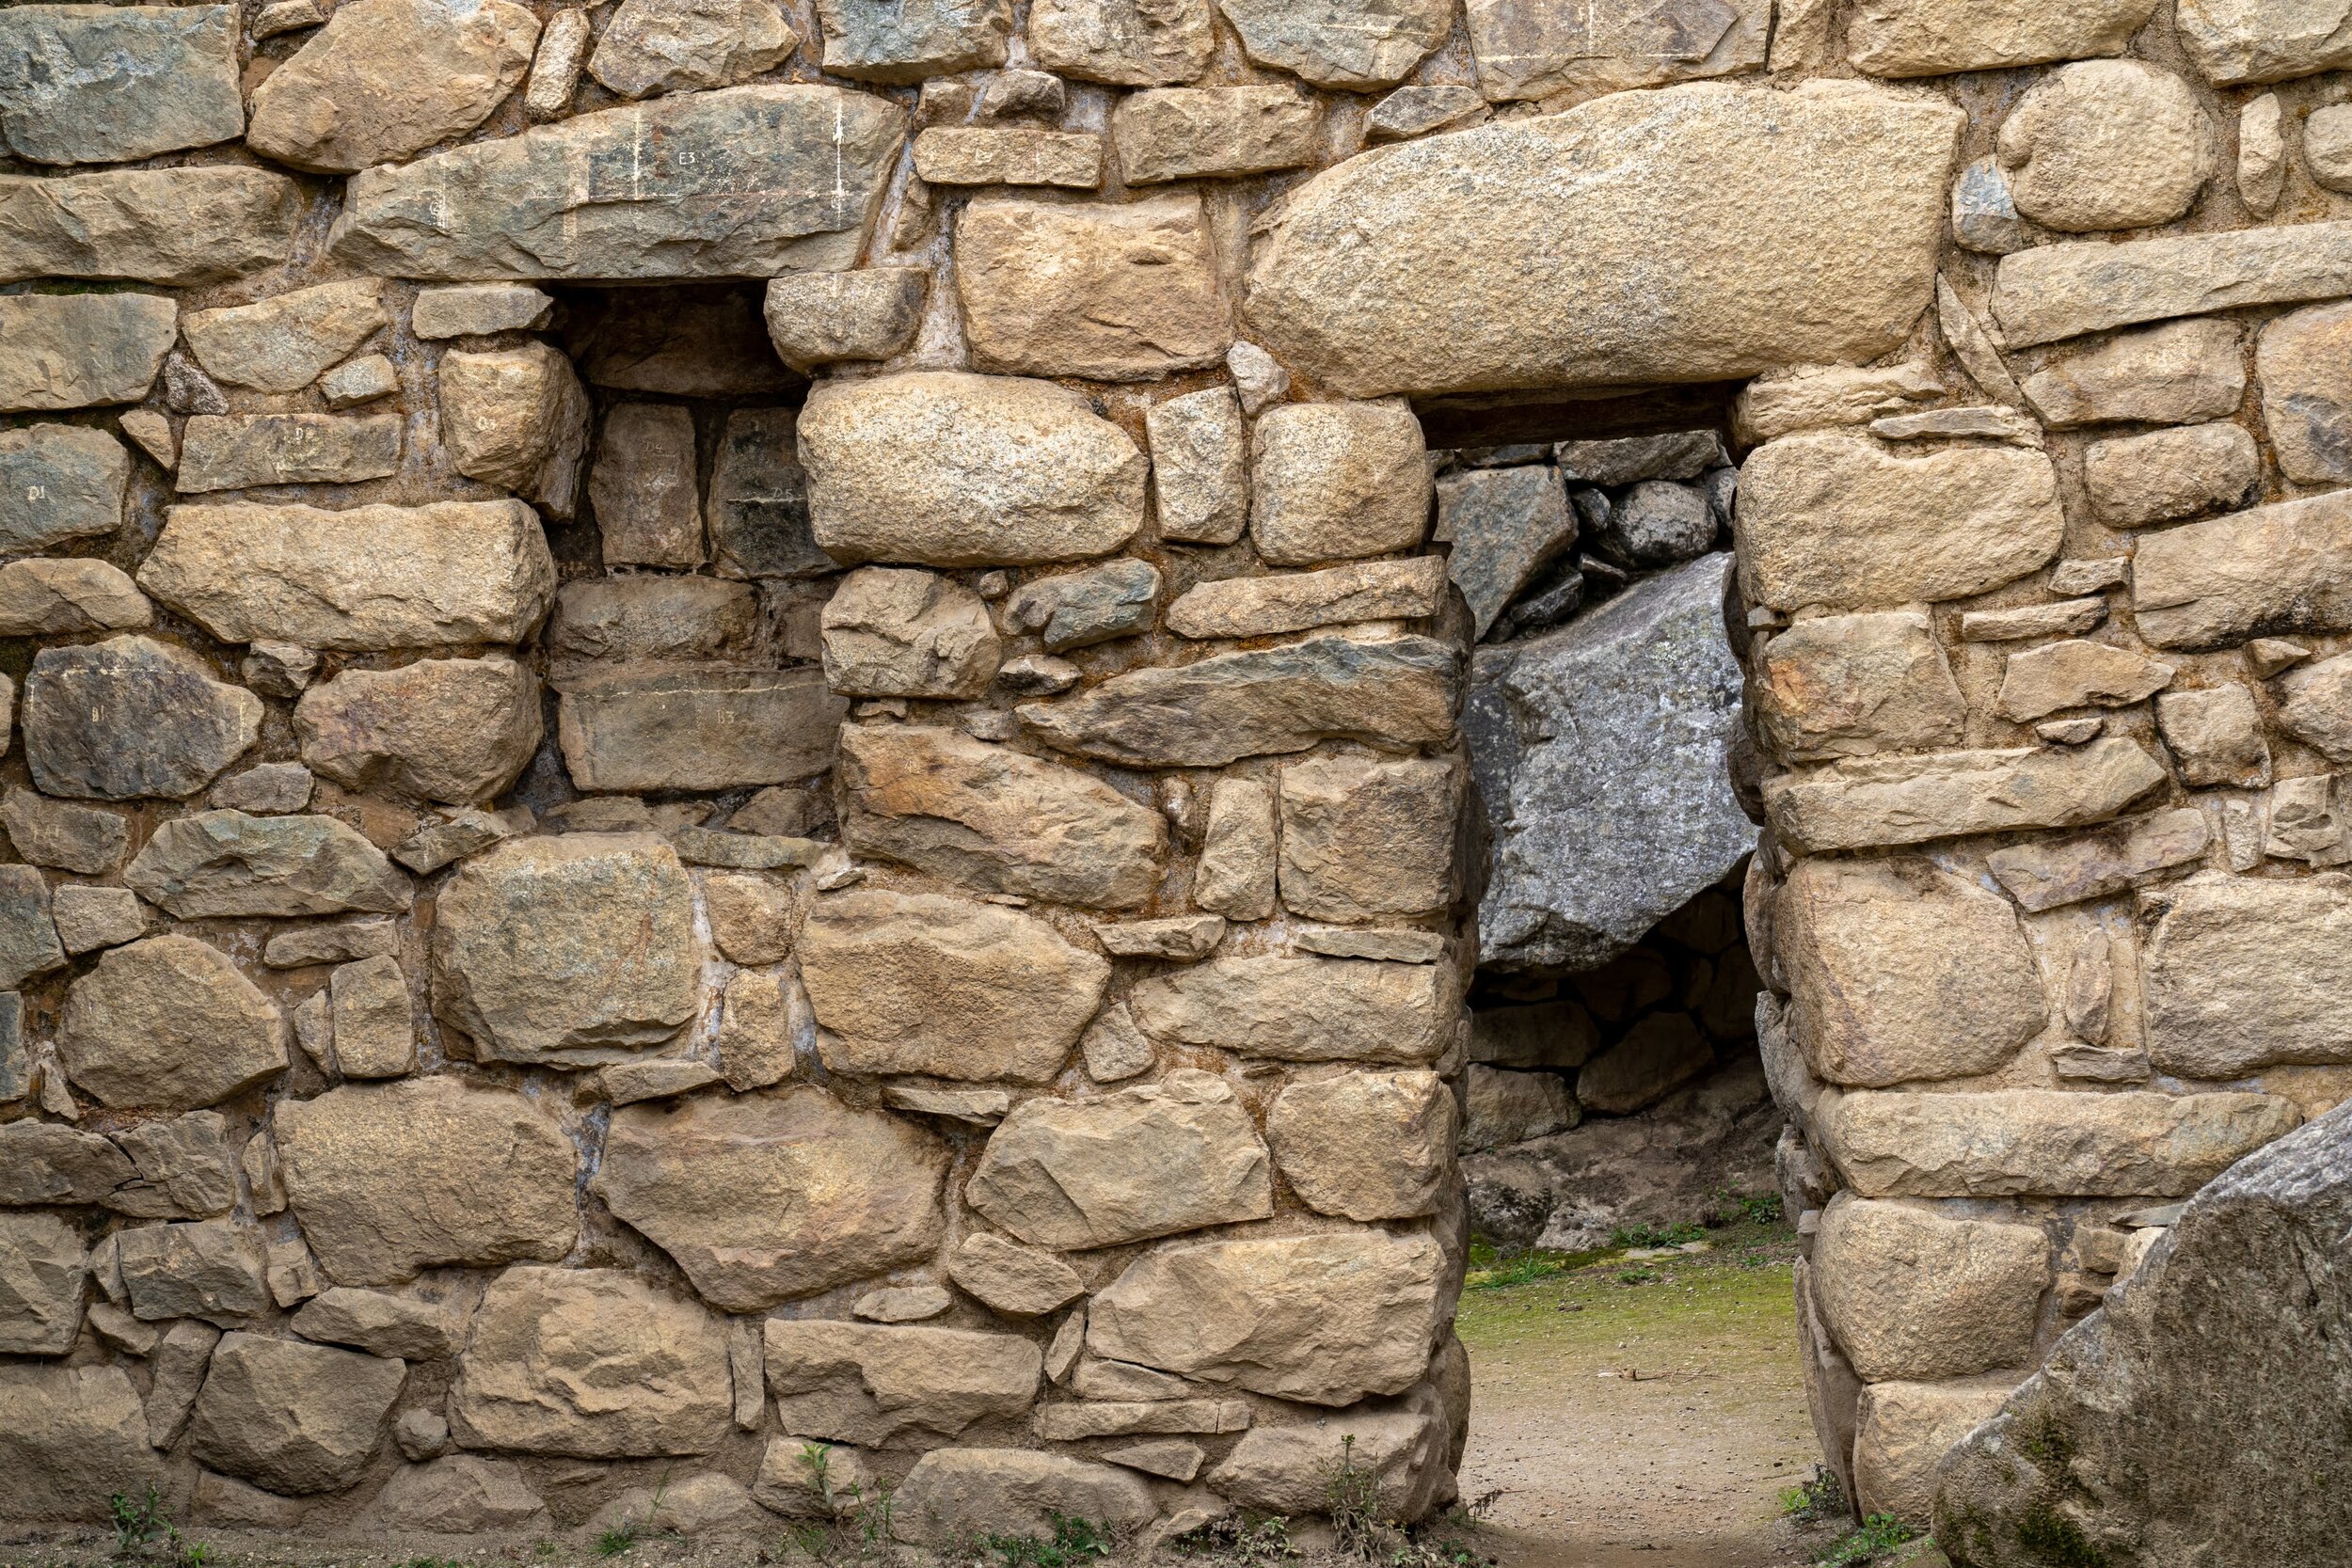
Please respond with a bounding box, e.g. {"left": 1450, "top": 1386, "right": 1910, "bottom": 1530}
{"left": 1936, "top": 1099, "right": 2352, "bottom": 1565}
{"left": 1595, "top": 480, "right": 1715, "bottom": 568}
{"left": 1469, "top": 553, "right": 1751, "bottom": 970}
{"left": 0, "top": 5, "right": 245, "bottom": 165}
{"left": 0, "top": 865, "right": 66, "bottom": 991}
{"left": 1004, "top": 559, "right": 1162, "bottom": 651}
{"left": 1020, "top": 633, "right": 1461, "bottom": 768}
{"left": 23, "top": 636, "right": 262, "bottom": 801}
{"left": 0, "top": 425, "right": 126, "bottom": 553}
{"left": 1438, "top": 464, "right": 1575, "bottom": 641}
{"left": 708, "top": 408, "right": 827, "bottom": 579}
{"left": 1, "top": 788, "right": 129, "bottom": 875}
{"left": 0, "top": 1117, "right": 134, "bottom": 1206}
{"left": 329, "top": 85, "right": 904, "bottom": 280}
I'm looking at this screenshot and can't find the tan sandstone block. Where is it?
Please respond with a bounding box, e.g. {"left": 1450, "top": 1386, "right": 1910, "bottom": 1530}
{"left": 1995, "top": 61, "right": 2214, "bottom": 233}
{"left": 596, "top": 1086, "right": 948, "bottom": 1310}
{"left": 892, "top": 1449, "right": 1153, "bottom": 1544}
{"left": 1994, "top": 220, "right": 2352, "bottom": 349}
{"left": 1277, "top": 752, "right": 1457, "bottom": 922}
{"left": 2020, "top": 319, "right": 2244, "bottom": 429}
{"left": 183, "top": 279, "right": 387, "bottom": 394}
{"left": 0, "top": 1364, "right": 161, "bottom": 1520}
{"left": 1817, "top": 1088, "right": 2301, "bottom": 1197}
{"left": 1735, "top": 432, "right": 2062, "bottom": 613}
{"left": 1265, "top": 1069, "right": 1454, "bottom": 1221}
{"left": 590, "top": 404, "right": 704, "bottom": 568}
{"left": 2155, "top": 685, "right": 2270, "bottom": 787}
{"left": 1755, "top": 610, "right": 1965, "bottom": 762}
{"left": 1130, "top": 953, "right": 1457, "bottom": 1063}
{"left": 968, "top": 1068, "right": 1272, "bottom": 1248}
{"left": 1249, "top": 401, "right": 1430, "bottom": 566}
{"left": 1114, "top": 86, "right": 1319, "bottom": 183}
{"left": 453, "top": 1267, "right": 732, "bottom": 1457}
{"left": 1028, "top": 0, "right": 1213, "bottom": 84}
{"left": 294, "top": 656, "right": 541, "bottom": 805}
{"left": 2132, "top": 490, "right": 2352, "bottom": 651}
{"left": 821, "top": 569, "right": 999, "bottom": 699}
{"left": 2083, "top": 422, "right": 2259, "bottom": 527}
{"left": 1812, "top": 1196, "right": 2046, "bottom": 1381}
{"left": 958, "top": 195, "right": 1229, "bottom": 380}
{"left": 1246, "top": 85, "right": 1958, "bottom": 399}
{"left": 801, "top": 890, "right": 1109, "bottom": 1083}
{"left": 841, "top": 724, "right": 1165, "bottom": 909}
{"left": 2139, "top": 873, "right": 2352, "bottom": 1079}
{"left": 1994, "top": 641, "right": 2175, "bottom": 722}
{"left": 1778, "top": 858, "right": 2045, "bottom": 1089}
{"left": 431, "top": 834, "right": 701, "bottom": 1067}
{"left": 246, "top": 0, "right": 539, "bottom": 172}
{"left": 803, "top": 372, "right": 1146, "bottom": 567}
{"left": 1852, "top": 1376, "right": 2016, "bottom": 1523}
{"left": 139, "top": 501, "right": 555, "bottom": 652}
{"left": 763, "top": 1320, "right": 1041, "bottom": 1448}
{"left": 439, "top": 344, "right": 590, "bottom": 521}
{"left": 57, "top": 936, "right": 286, "bottom": 1110}
{"left": 1087, "top": 1230, "right": 1443, "bottom": 1406}
{"left": 1764, "top": 740, "right": 2168, "bottom": 855}
{"left": 1167, "top": 558, "right": 1449, "bottom": 640}
{"left": 1847, "top": 0, "right": 2153, "bottom": 77}
{"left": 914, "top": 127, "right": 1101, "bottom": 187}
{"left": 276, "top": 1077, "right": 578, "bottom": 1285}
{"left": 0, "top": 164, "right": 296, "bottom": 286}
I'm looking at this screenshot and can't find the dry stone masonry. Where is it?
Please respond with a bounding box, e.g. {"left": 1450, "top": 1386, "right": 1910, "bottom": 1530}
{"left": 0, "top": 0, "right": 2344, "bottom": 1560}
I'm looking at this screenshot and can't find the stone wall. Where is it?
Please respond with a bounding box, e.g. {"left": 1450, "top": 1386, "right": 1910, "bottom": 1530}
{"left": 1, "top": 0, "right": 2348, "bottom": 1552}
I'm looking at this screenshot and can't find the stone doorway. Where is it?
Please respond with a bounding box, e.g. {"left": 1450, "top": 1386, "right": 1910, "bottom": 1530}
{"left": 1429, "top": 427, "right": 1820, "bottom": 1564}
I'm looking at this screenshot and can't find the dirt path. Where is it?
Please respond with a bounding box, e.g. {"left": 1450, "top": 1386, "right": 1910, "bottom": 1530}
{"left": 1453, "top": 1227, "right": 1836, "bottom": 1568}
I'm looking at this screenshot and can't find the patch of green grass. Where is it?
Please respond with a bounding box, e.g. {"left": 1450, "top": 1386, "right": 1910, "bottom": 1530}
{"left": 980, "top": 1513, "right": 1118, "bottom": 1568}
{"left": 1812, "top": 1516, "right": 1921, "bottom": 1566}
{"left": 1613, "top": 1221, "right": 1708, "bottom": 1249}
{"left": 109, "top": 1486, "right": 169, "bottom": 1557}
{"left": 1780, "top": 1467, "right": 1850, "bottom": 1525}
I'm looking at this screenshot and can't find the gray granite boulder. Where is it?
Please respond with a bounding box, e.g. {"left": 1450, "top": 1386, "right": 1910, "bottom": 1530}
{"left": 1935, "top": 1099, "right": 2352, "bottom": 1565}
{"left": 1467, "top": 552, "right": 1752, "bottom": 970}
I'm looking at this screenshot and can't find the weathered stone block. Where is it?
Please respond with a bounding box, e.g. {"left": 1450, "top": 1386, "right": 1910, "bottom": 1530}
{"left": 330, "top": 86, "right": 904, "bottom": 279}
{"left": 2258, "top": 300, "right": 2352, "bottom": 485}
{"left": 0, "top": 5, "right": 244, "bottom": 165}
{"left": 188, "top": 1332, "right": 405, "bottom": 1495}
{"left": 246, "top": 0, "right": 537, "bottom": 172}
{"left": 948, "top": 1231, "right": 1086, "bottom": 1316}
{"left": 1088, "top": 1230, "right": 1443, "bottom": 1405}
{"left": 440, "top": 345, "right": 589, "bottom": 520}
{"left": 452, "top": 1268, "right": 732, "bottom": 1457}
{"left": 763, "top": 1320, "right": 1041, "bottom": 1447}
{"left": 969, "top": 1069, "right": 1272, "bottom": 1248}
{"left": 1217, "top": 0, "right": 1449, "bottom": 88}
{"left": 893, "top": 1449, "right": 1154, "bottom": 1544}
{"left": 0, "top": 1365, "right": 162, "bottom": 1520}
{"left": 1029, "top": 0, "right": 1214, "bottom": 84}
{"left": 1247, "top": 84, "right": 1959, "bottom": 397}
{"left": 294, "top": 657, "right": 540, "bottom": 806}
{"left": 959, "top": 195, "right": 1228, "bottom": 379}
{"left": 549, "top": 577, "right": 755, "bottom": 667}
{"left": 1984, "top": 808, "right": 2211, "bottom": 912}
{"left": 1465, "top": 0, "right": 1768, "bottom": 100}
{"left": 814, "top": 0, "right": 1011, "bottom": 79}
{"left": 803, "top": 372, "right": 1146, "bottom": 567}
{"left": 708, "top": 406, "right": 827, "bottom": 580}
{"left": 590, "top": 404, "right": 703, "bottom": 567}
{"left": 1818, "top": 1088, "right": 2301, "bottom": 1197}
{"left": 140, "top": 501, "right": 555, "bottom": 652}
{"left": 1998, "top": 60, "right": 2213, "bottom": 233}
{"left": 1756, "top": 610, "right": 1964, "bottom": 763}
{"left": 1994, "top": 219, "right": 2352, "bottom": 349}
{"left": 0, "top": 424, "right": 126, "bottom": 554}
{"left": 124, "top": 810, "right": 408, "bottom": 919}
{"left": 2132, "top": 491, "right": 2352, "bottom": 651}
{"left": 276, "top": 1077, "right": 578, "bottom": 1285}
{"left": 1168, "top": 558, "right": 1448, "bottom": 641}
{"left": 2140, "top": 873, "right": 2352, "bottom": 1078}
{"left": 1146, "top": 386, "right": 1247, "bottom": 546}
{"left": 2177, "top": 0, "right": 2352, "bottom": 84}
{"left": 432, "top": 833, "right": 700, "bottom": 1067}
{"left": 596, "top": 1087, "right": 948, "bottom": 1311}
{"left": 588, "top": 0, "right": 795, "bottom": 97}
{"left": 1813, "top": 1196, "right": 2046, "bottom": 1381}
{"left": 0, "top": 1212, "right": 84, "bottom": 1354}
{"left": 2084, "top": 422, "right": 2260, "bottom": 527}
{"left": 1250, "top": 400, "right": 1429, "bottom": 566}
{"left": 1114, "top": 86, "right": 1318, "bottom": 182}
{"left": 1278, "top": 752, "right": 1456, "bottom": 922}
{"left": 1196, "top": 776, "right": 1276, "bottom": 920}
{"left": 839, "top": 724, "right": 1165, "bottom": 908}
{"left": 802, "top": 890, "right": 1109, "bottom": 1082}
{"left": 557, "top": 667, "right": 845, "bottom": 793}
{"left": 1130, "top": 953, "right": 1457, "bottom": 1063}
{"left": 1736, "top": 432, "right": 2062, "bottom": 612}
{"left": 0, "top": 293, "right": 177, "bottom": 412}
{"left": 57, "top": 936, "right": 286, "bottom": 1110}
{"left": 0, "top": 167, "right": 300, "bottom": 288}
{"left": 1266, "top": 1069, "right": 1453, "bottom": 1220}
{"left": 1763, "top": 740, "right": 2169, "bottom": 854}
{"left": 119, "top": 1218, "right": 268, "bottom": 1321}
{"left": 820, "top": 570, "right": 999, "bottom": 699}
{"left": 1851, "top": 1376, "right": 2013, "bottom": 1524}
{"left": 1779, "top": 858, "right": 2044, "bottom": 1089}
{"left": 1021, "top": 633, "right": 1459, "bottom": 768}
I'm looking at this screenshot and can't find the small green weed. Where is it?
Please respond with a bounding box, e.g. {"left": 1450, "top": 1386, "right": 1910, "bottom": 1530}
{"left": 1170, "top": 1515, "right": 1295, "bottom": 1567}
{"left": 1812, "top": 1515, "right": 1921, "bottom": 1566}
{"left": 1779, "top": 1466, "right": 1850, "bottom": 1526}
{"left": 593, "top": 1529, "right": 637, "bottom": 1560}
{"left": 176, "top": 1546, "right": 216, "bottom": 1568}
{"left": 980, "top": 1512, "right": 1118, "bottom": 1568}
{"left": 1612, "top": 1221, "right": 1708, "bottom": 1249}
{"left": 1325, "top": 1435, "right": 1383, "bottom": 1559}
{"left": 109, "top": 1486, "right": 169, "bottom": 1557}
